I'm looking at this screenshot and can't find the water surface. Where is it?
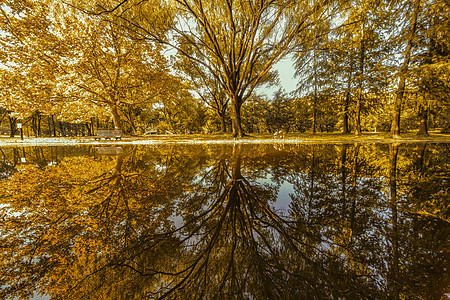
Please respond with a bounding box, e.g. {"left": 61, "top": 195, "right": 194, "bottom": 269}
{"left": 0, "top": 143, "right": 448, "bottom": 299}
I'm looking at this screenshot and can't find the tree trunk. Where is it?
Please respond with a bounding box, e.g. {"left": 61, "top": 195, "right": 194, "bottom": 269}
{"left": 417, "top": 103, "right": 429, "bottom": 136}
{"left": 8, "top": 116, "right": 16, "bottom": 138}
{"left": 231, "top": 99, "right": 244, "bottom": 137}
{"left": 355, "top": 26, "right": 365, "bottom": 136}
{"left": 391, "top": 0, "right": 421, "bottom": 138}
{"left": 311, "top": 104, "right": 317, "bottom": 134}
{"left": 85, "top": 122, "right": 92, "bottom": 136}
{"left": 31, "top": 114, "right": 37, "bottom": 137}
{"left": 51, "top": 115, "right": 56, "bottom": 137}
{"left": 58, "top": 121, "right": 66, "bottom": 137}
{"left": 37, "top": 113, "right": 41, "bottom": 137}
{"left": 343, "top": 56, "right": 354, "bottom": 134}
{"left": 108, "top": 103, "right": 123, "bottom": 130}
{"left": 354, "top": 93, "right": 362, "bottom": 136}
{"left": 219, "top": 110, "right": 227, "bottom": 133}
{"left": 343, "top": 93, "right": 350, "bottom": 134}
{"left": 312, "top": 46, "right": 318, "bottom": 135}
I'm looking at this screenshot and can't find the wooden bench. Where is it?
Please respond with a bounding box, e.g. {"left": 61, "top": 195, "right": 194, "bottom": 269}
{"left": 144, "top": 128, "right": 158, "bottom": 135}
{"left": 94, "top": 129, "right": 122, "bottom": 140}
{"left": 97, "top": 147, "right": 124, "bottom": 155}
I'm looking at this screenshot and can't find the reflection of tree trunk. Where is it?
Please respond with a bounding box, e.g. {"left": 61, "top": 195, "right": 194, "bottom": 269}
{"left": 114, "top": 155, "right": 124, "bottom": 178}
{"left": 307, "top": 145, "right": 316, "bottom": 222}
{"left": 13, "top": 148, "right": 19, "bottom": 165}
{"left": 231, "top": 144, "right": 243, "bottom": 180}
{"left": 389, "top": 143, "right": 400, "bottom": 300}
{"left": 414, "top": 143, "right": 426, "bottom": 173}
{"left": 340, "top": 144, "right": 348, "bottom": 212}
{"left": 349, "top": 143, "right": 360, "bottom": 242}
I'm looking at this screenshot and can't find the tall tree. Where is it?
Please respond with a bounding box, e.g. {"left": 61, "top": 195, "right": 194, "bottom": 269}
{"left": 390, "top": 0, "right": 421, "bottom": 138}
{"left": 412, "top": 0, "right": 450, "bottom": 136}
{"left": 82, "top": 0, "right": 338, "bottom": 137}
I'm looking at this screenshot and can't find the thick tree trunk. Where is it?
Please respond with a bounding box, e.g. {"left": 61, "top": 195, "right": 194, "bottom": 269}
{"left": 8, "top": 116, "right": 16, "bottom": 138}
{"left": 391, "top": 0, "right": 421, "bottom": 138}
{"left": 219, "top": 110, "right": 227, "bottom": 133}
{"left": 231, "top": 144, "right": 243, "bottom": 180}
{"left": 231, "top": 100, "right": 244, "bottom": 137}
{"left": 109, "top": 103, "right": 123, "bottom": 130}
{"left": 85, "top": 122, "right": 92, "bottom": 136}
{"left": 9, "top": 117, "right": 15, "bottom": 138}
{"left": 417, "top": 103, "right": 429, "bottom": 136}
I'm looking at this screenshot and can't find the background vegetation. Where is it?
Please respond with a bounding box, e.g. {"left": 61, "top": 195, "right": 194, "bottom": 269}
{"left": 0, "top": 0, "right": 448, "bottom": 138}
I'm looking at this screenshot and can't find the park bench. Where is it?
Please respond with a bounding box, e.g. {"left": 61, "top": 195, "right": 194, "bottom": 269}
{"left": 94, "top": 129, "right": 122, "bottom": 140}
{"left": 97, "top": 147, "right": 124, "bottom": 155}
{"left": 144, "top": 128, "right": 158, "bottom": 135}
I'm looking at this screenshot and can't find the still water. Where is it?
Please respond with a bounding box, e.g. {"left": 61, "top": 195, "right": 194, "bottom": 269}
{"left": 0, "top": 143, "right": 448, "bottom": 299}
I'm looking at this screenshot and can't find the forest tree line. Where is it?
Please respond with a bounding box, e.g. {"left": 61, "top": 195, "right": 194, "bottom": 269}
{"left": 0, "top": 0, "right": 448, "bottom": 137}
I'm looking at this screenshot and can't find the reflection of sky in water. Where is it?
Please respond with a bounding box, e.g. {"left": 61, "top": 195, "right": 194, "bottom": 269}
{"left": 274, "top": 180, "right": 295, "bottom": 212}
{"left": 0, "top": 143, "right": 448, "bottom": 299}
{"left": 261, "top": 174, "right": 295, "bottom": 212}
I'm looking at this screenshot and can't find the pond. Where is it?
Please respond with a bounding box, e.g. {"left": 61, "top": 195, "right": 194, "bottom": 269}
{"left": 0, "top": 142, "right": 449, "bottom": 299}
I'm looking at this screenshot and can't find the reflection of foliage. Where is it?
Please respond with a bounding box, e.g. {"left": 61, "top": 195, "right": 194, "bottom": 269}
{"left": 0, "top": 143, "right": 448, "bottom": 299}
{"left": 0, "top": 161, "right": 17, "bottom": 180}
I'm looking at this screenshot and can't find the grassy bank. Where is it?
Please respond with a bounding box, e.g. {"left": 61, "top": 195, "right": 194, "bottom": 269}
{"left": 0, "top": 131, "right": 449, "bottom": 146}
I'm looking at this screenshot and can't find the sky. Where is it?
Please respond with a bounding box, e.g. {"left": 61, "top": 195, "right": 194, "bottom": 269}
{"left": 261, "top": 56, "right": 298, "bottom": 99}
{"left": 274, "top": 57, "right": 298, "bottom": 95}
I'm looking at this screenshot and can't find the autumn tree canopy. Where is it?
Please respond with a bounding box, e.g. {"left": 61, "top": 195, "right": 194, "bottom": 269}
{"left": 0, "top": 0, "right": 448, "bottom": 137}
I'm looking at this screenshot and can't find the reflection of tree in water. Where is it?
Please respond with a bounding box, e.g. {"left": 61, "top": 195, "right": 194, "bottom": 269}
{"left": 160, "top": 144, "right": 287, "bottom": 299}
{"left": 284, "top": 144, "right": 387, "bottom": 298}
{"left": 387, "top": 143, "right": 450, "bottom": 299}
{"left": 0, "top": 143, "right": 449, "bottom": 299}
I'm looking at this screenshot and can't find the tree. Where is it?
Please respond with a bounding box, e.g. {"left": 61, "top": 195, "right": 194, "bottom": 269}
{"left": 175, "top": 49, "right": 230, "bottom": 132}
{"left": 390, "top": 0, "right": 421, "bottom": 138}
{"left": 57, "top": 13, "right": 175, "bottom": 131}
{"left": 0, "top": 0, "right": 178, "bottom": 132}
{"left": 81, "top": 0, "right": 338, "bottom": 137}
{"left": 412, "top": 0, "right": 450, "bottom": 136}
